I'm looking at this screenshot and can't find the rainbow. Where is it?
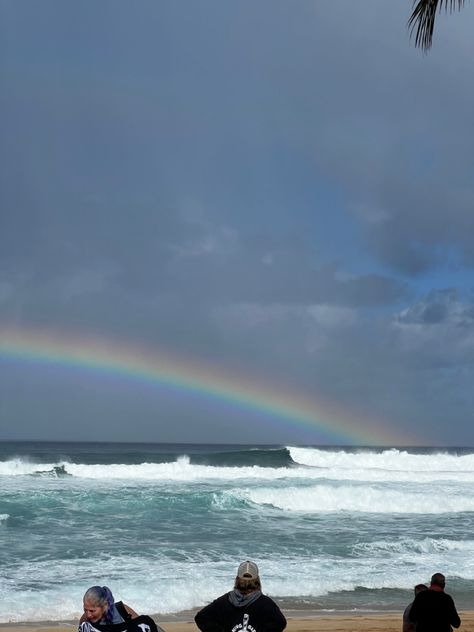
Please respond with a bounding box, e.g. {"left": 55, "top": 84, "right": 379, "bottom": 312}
{"left": 0, "top": 326, "right": 411, "bottom": 445}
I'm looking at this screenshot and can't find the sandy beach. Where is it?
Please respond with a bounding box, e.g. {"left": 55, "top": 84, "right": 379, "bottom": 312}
{"left": 2, "top": 612, "right": 473, "bottom": 632}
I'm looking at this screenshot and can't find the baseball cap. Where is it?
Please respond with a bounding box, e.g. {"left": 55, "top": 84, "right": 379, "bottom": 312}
{"left": 237, "top": 561, "right": 259, "bottom": 579}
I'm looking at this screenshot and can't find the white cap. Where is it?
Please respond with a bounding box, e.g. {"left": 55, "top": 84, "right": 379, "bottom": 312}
{"left": 237, "top": 561, "right": 259, "bottom": 579}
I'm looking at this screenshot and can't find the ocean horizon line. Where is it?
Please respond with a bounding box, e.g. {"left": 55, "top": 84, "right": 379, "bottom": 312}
{"left": 2, "top": 439, "right": 474, "bottom": 450}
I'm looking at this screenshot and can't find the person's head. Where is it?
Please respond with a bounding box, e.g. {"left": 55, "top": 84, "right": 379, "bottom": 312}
{"left": 414, "top": 584, "right": 428, "bottom": 595}
{"left": 234, "top": 561, "right": 261, "bottom": 595}
{"left": 83, "top": 586, "right": 115, "bottom": 623}
{"left": 431, "top": 573, "right": 446, "bottom": 588}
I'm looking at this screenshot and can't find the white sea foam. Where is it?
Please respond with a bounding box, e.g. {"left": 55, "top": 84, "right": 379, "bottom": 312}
{"left": 289, "top": 446, "right": 474, "bottom": 472}
{"left": 2, "top": 449, "right": 474, "bottom": 484}
{"left": 353, "top": 537, "right": 474, "bottom": 555}
{"left": 0, "top": 458, "right": 59, "bottom": 476}
{"left": 1, "top": 546, "right": 472, "bottom": 623}
{"left": 0, "top": 552, "right": 404, "bottom": 622}
{"left": 63, "top": 457, "right": 293, "bottom": 481}
{"left": 0, "top": 513, "right": 9, "bottom": 524}
{"left": 237, "top": 484, "right": 474, "bottom": 513}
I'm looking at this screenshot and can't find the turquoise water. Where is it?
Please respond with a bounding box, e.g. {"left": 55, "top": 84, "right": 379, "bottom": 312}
{"left": 1, "top": 442, "right": 473, "bottom": 622}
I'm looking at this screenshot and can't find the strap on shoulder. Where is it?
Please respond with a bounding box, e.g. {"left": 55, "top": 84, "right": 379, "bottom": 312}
{"left": 115, "top": 602, "right": 132, "bottom": 621}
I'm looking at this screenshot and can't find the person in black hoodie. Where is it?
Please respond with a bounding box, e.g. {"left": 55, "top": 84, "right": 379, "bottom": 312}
{"left": 194, "top": 561, "right": 286, "bottom": 632}
{"left": 409, "top": 573, "right": 461, "bottom": 632}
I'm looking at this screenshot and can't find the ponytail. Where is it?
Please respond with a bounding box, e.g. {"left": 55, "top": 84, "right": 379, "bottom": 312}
{"left": 101, "top": 586, "right": 116, "bottom": 624}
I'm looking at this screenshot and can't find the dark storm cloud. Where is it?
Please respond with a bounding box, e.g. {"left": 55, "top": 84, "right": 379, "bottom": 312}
{"left": 1, "top": 1, "right": 474, "bottom": 444}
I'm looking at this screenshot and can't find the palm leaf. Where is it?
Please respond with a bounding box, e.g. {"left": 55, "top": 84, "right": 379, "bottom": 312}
{"left": 408, "top": 0, "right": 466, "bottom": 50}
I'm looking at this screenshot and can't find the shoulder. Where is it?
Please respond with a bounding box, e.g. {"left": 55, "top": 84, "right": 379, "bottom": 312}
{"left": 444, "top": 592, "right": 457, "bottom": 605}
{"left": 195, "top": 593, "right": 230, "bottom": 612}
{"left": 212, "top": 592, "right": 232, "bottom": 605}
{"left": 412, "top": 591, "right": 429, "bottom": 605}
{"left": 259, "top": 595, "right": 281, "bottom": 607}
{"left": 257, "top": 595, "right": 285, "bottom": 616}
{"left": 115, "top": 601, "right": 138, "bottom": 620}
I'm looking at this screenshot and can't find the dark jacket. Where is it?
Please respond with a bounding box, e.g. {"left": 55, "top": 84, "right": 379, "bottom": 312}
{"left": 195, "top": 591, "right": 286, "bottom": 632}
{"left": 409, "top": 587, "right": 461, "bottom": 632}
{"left": 79, "top": 615, "right": 163, "bottom": 632}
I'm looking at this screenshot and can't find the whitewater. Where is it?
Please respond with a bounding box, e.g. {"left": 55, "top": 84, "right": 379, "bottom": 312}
{"left": 1, "top": 442, "right": 473, "bottom": 623}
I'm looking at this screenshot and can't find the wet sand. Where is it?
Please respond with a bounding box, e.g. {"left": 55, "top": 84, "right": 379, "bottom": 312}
{"left": 1, "top": 612, "right": 472, "bottom": 632}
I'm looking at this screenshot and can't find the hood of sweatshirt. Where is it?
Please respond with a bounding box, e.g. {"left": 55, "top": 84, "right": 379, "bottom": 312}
{"left": 228, "top": 590, "right": 262, "bottom": 608}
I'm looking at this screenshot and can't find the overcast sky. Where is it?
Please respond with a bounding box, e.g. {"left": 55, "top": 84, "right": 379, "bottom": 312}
{"left": 1, "top": 1, "right": 474, "bottom": 446}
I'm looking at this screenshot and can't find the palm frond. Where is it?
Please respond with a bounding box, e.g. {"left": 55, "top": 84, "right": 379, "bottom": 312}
{"left": 408, "top": 0, "right": 466, "bottom": 51}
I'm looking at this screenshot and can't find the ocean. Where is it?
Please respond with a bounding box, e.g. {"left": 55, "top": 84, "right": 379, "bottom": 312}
{"left": 1, "top": 442, "right": 473, "bottom": 623}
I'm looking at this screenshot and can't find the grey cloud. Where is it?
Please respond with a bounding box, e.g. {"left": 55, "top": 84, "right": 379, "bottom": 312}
{"left": 391, "top": 290, "right": 474, "bottom": 375}
{"left": 2, "top": 1, "right": 474, "bottom": 444}
{"left": 396, "top": 289, "right": 474, "bottom": 327}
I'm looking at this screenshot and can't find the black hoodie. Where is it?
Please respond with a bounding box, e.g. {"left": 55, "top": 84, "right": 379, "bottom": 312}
{"left": 195, "top": 590, "right": 286, "bottom": 632}
{"left": 409, "top": 586, "right": 461, "bottom": 632}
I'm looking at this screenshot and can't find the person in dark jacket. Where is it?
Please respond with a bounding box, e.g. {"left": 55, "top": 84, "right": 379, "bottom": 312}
{"left": 409, "top": 573, "right": 461, "bottom": 632}
{"left": 403, "top": 584, "right": 428, "bottom": 632}
{"left": 194, "top": 561, "right": 286, "bottom": 632}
